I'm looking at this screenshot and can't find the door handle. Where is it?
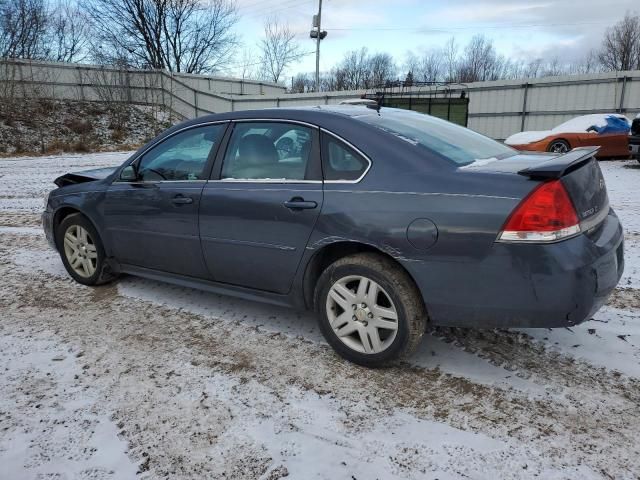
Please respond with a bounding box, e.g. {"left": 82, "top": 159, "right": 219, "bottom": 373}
{"left": 171, "top": 195, "right": 193, "bottom": 205}
{"left": 283, "top": 197, "right": 317, "bottom": 210}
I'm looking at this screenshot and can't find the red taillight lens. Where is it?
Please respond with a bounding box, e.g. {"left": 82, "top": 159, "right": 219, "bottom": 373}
{"left": 499, "top": 179, "right": 580, "bottom": 242}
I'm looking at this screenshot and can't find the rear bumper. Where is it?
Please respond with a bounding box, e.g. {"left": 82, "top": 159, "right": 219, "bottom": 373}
{"left": 406, "top": 210, "right": 624, "bottom": 328}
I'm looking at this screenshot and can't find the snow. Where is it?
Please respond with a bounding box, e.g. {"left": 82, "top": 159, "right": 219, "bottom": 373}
{"left": 505, "top": 113, "right": 629, "bottom": 145}
{"left": 551, "top": 113, "right": 628, "bottom": 133}
{"left": 0, "top": 333, "right": 138, "bottom": 480}
{"left": 1, "top": 153, "right": 640, "bottom": 478}
{"left": 504, "top": 130, "right": 552, "bottom": 145}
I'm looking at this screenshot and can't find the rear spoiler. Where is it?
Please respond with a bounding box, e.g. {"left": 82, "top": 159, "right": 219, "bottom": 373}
{"left": 518, "top": 146, "right": 599, "bottom": 180}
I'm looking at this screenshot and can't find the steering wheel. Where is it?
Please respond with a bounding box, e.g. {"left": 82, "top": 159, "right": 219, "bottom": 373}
{"left": 275, "top": 137, "right": 294, "bottom": 158}
{"left": 142, "top": 168, "right": 167, "bottom": 181}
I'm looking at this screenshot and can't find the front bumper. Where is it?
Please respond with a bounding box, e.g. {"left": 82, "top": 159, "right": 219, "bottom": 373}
{"left": 42, "top": 209, "right": 56, "bottom": 250}
{"left": 407, "top": 210, "right": 624, "bottom": 329}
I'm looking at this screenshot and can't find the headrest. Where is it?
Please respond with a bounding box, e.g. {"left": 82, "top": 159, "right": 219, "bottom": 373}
{"left": 237, "top": 134, "right": 278, "bottom": 166}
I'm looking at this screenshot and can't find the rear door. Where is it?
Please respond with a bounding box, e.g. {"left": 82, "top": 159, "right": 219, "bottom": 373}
{"left": 199, "top": 120, "right": 323, "bottom": 294}
{"left": 103, "top": 123, "right": 227, "bottom": 278}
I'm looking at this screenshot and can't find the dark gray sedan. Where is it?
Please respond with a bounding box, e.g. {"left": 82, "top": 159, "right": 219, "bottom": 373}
{"left": 42, "top": 106, "right": 624, "bottom": 367}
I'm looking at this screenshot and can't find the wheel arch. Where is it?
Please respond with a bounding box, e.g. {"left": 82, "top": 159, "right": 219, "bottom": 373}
{"left": 52, "top": 205, "right": 100, "bottom": 250}
{"left": 547, "top": 137, "right": 571, "bottom": 151}
{"left": 301, "top": 240, "right": 424, "bottom": 312}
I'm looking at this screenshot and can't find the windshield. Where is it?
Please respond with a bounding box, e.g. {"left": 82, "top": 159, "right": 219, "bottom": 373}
{"left": 356, "top": 109, "right": 515, "bottom": 165}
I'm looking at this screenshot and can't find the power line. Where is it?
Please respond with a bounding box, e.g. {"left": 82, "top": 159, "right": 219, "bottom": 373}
{"left": 220, "top": 50, "right": 317, "bottom": 70}
{"left": 243, "top": 0, "right": 316, "bottom": 19}
{"left": 324, "top": 21, "right": 612, "bottom": 32}
{"left": 236, "top": 0, "right": 274, "bottom": 11}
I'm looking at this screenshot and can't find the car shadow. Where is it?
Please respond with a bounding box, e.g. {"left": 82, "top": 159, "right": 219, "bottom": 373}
{"left": 115, "top": 275, "right": 555, "bottom": 392}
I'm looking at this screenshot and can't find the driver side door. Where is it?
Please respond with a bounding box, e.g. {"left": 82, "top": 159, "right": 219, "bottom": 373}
{"left": 103, "top": 122, "right": 228, "bottom": 278}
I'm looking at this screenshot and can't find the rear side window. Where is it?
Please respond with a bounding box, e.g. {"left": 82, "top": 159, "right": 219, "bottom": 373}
{"left": 357, "top": 109, "right": 514, "bottom": 165}
{"left": 221, "top": 122, "right": 313, "bottom": 181}
{"left": 322, "top": 134, "right": 369, "bottom": 181}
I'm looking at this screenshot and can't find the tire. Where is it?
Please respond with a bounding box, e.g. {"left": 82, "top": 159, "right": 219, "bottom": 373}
{"left": 314, "top": 253, "right": 427, "bottom": 367}
{"left": 547, "top": 139, "right": 571, "bottom": 154}
{"left": 55, "top": 213, "right": 117, "bottom": 286}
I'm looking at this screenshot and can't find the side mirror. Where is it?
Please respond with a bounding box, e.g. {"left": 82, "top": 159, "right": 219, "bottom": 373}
{"left": 120, "top": 165, "right": 138, "bottom": 182}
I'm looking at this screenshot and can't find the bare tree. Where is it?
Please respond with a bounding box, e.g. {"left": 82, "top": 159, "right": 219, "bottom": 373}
{"left": 163, "top": 0, "right": 238, "bottom": 73}
{"left": 368, "top": 52, "right": 396, "bottom": 88}
{"left": 259, "top": 17, "right": 303, "bottom": 84}
{"left": 0, "top": 0, "right": 49, "bottom": 59}
{"left": 598, "top": 12, "right": 640, "bottom": 71}
{"left": 290, "top": 72, "right": 311, "bottom": 93}
{"left": 569, "top": 50, "right": 602, "bottom": 75}
{"left": 90, "top": 63, "right": 132, "bottom": 133}
{"left": 420, "top": 50, "right": 444, "bottom": 82}
{"left": 48, "top": 0, "right": 89, "bottom": 63}
{"left": 541, "top": 57, "right": 564, "bottom": 77}
{"left": 457, "top": 35, "right": 500, "bottom": 82}
{"left": 406, "top": 49, "right": 444, "bottom": 82}
{"left": 85, "top": 0, "right": 238, "bottom": 73}
{"left": 335, "top": 48, "right": 369, "bottom": 90}
{"left": 443, "top": 37, "right": 458, "bottom": 82}
{"left": 238, "top": 47, "right": 257, "bottom": 80}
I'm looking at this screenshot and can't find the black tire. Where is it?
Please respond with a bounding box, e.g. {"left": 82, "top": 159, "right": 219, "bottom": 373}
{"left": 547, "top": 139, "right": 571, "bottom": 154}
{"left": 55, "top": 213, "right": 117, "bottom": 286}
{"left": 314, "top": 253, "right": 427, "bottom": 367}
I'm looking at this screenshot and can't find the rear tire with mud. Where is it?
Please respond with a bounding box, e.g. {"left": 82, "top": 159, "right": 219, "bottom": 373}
{"left": 315, "top": 253, "right": 427, "bottom": 367}
{"left": 55, "top": 213, "right": 117, "bottom": 286}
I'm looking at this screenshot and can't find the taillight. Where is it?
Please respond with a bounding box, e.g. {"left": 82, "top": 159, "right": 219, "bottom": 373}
{"left": 498, "top": 179, "right": 580, "bottom": 243}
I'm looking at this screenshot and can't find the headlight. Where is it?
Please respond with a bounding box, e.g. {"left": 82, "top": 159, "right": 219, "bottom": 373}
{"left": 43, "top": 192, "right": 50, "bottom": 210}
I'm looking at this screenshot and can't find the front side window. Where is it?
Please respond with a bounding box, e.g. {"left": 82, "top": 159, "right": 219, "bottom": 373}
{"left": 221, "top": 122, "right": 313, "bottom": 180}
{"left": 356, "top": 109, "right": 515, "bottom": 165}
{"left": 322, "top": 135, "right": 369, "bottom": 181}
{"left": 136, "top": 124, "right": 225, "bottom": 181}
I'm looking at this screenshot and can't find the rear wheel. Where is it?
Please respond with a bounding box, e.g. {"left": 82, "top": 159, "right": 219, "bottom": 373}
{"left": 315, "top": 253, "right": 427, "bottom": 367}
{"left": 56, "top": 213, "right": 117, "bottom": 286}
{"left": 547, "top": 139, "right": 570, "bottom": 154}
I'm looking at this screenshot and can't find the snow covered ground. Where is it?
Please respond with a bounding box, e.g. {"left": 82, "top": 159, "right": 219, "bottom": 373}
{"left": 1, "top": 152, "right": 639, "bottom": 479}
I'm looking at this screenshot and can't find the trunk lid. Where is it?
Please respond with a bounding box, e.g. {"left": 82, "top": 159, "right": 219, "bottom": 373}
{"left": 463, "top": 147, "right": 609, "bottom": 230}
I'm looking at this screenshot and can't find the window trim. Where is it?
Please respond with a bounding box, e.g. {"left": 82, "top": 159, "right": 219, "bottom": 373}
{"left": 210, "top": 119, "right": 322, "bottom": 184}
{"left": 320, "top": 128, "right": 372, "bottom": 184}
{"left": 113, "top": 121, "right": 230, "bottom": 185}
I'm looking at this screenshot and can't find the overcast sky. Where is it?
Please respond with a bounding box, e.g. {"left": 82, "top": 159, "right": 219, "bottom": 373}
{"left": 231, "top": 0, "right": 638, "bottom": 79}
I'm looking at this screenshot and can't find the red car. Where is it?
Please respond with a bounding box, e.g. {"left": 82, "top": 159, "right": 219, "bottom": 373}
{"left": 505, "top": 114, "right": 631, "bottom": 158}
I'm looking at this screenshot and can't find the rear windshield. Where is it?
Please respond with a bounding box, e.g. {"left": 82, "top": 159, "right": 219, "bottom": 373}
{"left": 356, "top": 109, "right": 515, "bottom": 165}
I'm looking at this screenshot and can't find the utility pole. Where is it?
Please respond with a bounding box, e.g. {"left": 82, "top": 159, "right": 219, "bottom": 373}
{"left": 310, "top": 0, "right": 326, "bottom": 92}
{"left": 315, "top": 0, "right": 322, "bottom": 91}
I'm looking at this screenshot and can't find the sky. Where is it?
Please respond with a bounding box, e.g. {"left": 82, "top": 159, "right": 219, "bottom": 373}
{"left": 229, "top": 0, "right": 638, "bottom": 80}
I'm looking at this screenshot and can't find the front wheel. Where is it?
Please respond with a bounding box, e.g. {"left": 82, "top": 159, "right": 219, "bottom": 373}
{"left": 315, "top": 253, "right": 427, "bottom": 367}
{"left": 55, "top": 213, "right": 117, "bottom": 286}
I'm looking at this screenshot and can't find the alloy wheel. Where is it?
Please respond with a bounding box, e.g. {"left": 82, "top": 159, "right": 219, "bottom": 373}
{"left": 549, "top": 141, "right": 569, "bottom": 153}
{"left": 325, "top": 275, "right": 399, "bottom": 354}
{"left": 63, "top": 224, "right": 97, "bottom": 278}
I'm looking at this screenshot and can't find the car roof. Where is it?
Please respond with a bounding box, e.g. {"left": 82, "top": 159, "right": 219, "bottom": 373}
{"left": 195, "top": 105, "right": 380, "bottom": 123}
{"left": 165, "top": 105, "right": 388, "bottom": 141}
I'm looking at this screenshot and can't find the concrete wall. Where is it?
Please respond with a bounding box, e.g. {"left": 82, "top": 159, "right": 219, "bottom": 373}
{"left": 2, "top": 59, "right": 639, "bottom": 140}
{"left": 0, "top": 58, "right": 286, "bottom": 120}
{"left": 229, "top": 72, "right": 640, "bottom": 140}
{"left": 464, "top": 72, "right": 640, "bottom": 139}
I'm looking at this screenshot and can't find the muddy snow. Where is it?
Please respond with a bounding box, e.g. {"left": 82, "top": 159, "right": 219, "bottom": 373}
{"left": 1, "top": 152, "right": 639, "bottom": 479}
